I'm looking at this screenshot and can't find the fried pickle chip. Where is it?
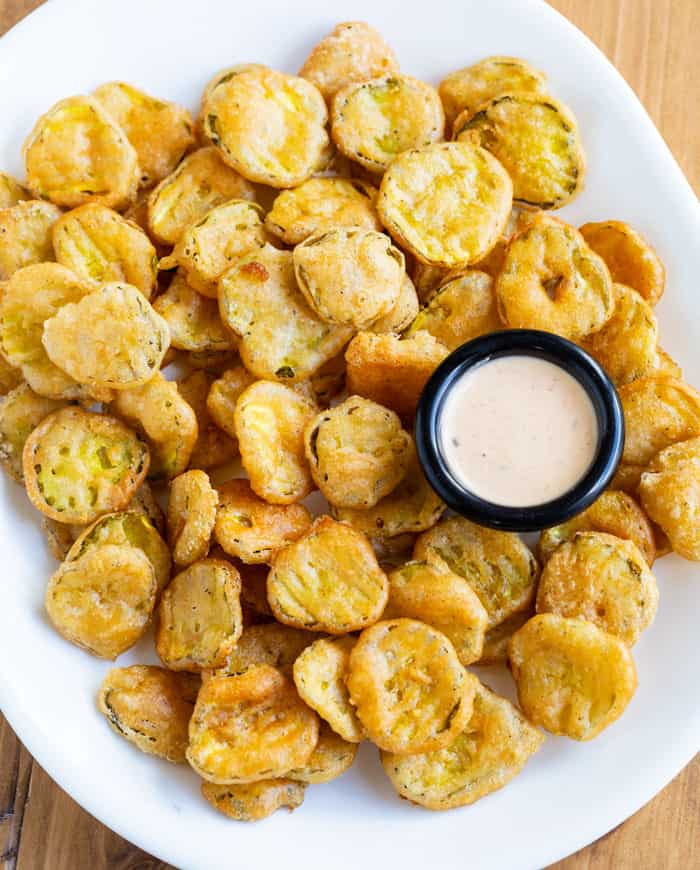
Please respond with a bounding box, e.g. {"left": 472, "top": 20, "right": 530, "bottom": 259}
{"left": 495, "top": 214, "right": 614, "bottom": 340}
{"left": 0, "top": 172, "right": 30, "bottom": 208}
{"left": 98, "top": 665, "right": 198, "bottom": 763}
{"left": 299, "top": 21, "right": 399, "bottom": 102}
{"left": 304, "top": 396, "right": 412, "bottom": 508}
{"left": 202, "top": 67, "right": 329, "bottom": 188}
{"left": 43, "top": 282, "right": 170, "bottom": 391}
{"left": 406, "top": 270, "right": 501, "bottom": 349}
{"left": 111, "top": 372, "right": 197, "bottom": 480}
{"left": 455, "top": 94, "right": 585, "bottom": 209}
{"left": 0, "top": 263, "right": 93, "bottom": 399}
{"left": 381, "top": 681, "right": 544, "bottom": 809}
{"left": 45, "top": 544, "right": 156, "bottom": 659}
{"left": 582, "top": 283, "right": 658, "bottom": 386}
{"left": 23, "top": 96, "right": 139, "bottom": 209}
{"left": 331, "top": 75, "right": 444, "bottom": 172}
{"left": 93, "top": 81, "right": 195, "bottom": 188}
{"left": 439, "top": 55, "right": 547, "bottom": 128}
{"left": 294, "top": 228, "right": 404, "bottom": 328}
{"left": 370, "top": 274, "right": 420, "bottom": 335}
{"left": 410, "top": 261, "right": 453, "bottom": 303}
{"left": 477, "top": 608, "right": 534, "bottom": 665}
{"left": 536, "top": 532, "right": 658, "bottom": 645}
{"left": 205, "top": 365, "right": 255, "bottom": 441}
{"left": 579, "top": 220, "right": 665, "bottom": 306}
{"left": 384, "top": 558, "right": 489, "bottom": 665}
{"left": 186, "top": 666, "right": 319, "bottom": 783}
{"left": 0, "top": 384, "right": 69, "bottom": 482}
{"left": 219, "top": 245, "right": 352, "bottom": 382}
{"left": 654, "top": 347, "right": 683, "bottom": 380}
{"left": 0, "top": 355, "right": 23, "bottom": 397}
{"left": 200, "top": 63, "right": 270, "bottom": 109}
{"left": 167, "top": 470, "right": 218, "bottom": 567}
{"left": 618, "top": 377, "right": 700, "bottom": 487}
{"left": 147, "top": 147, "right": 255, "bottom": 245}
{"left": 334, "top": 446, "right": 445, "bottom": 538}
{"left": 346, "top": 618, "right": 476, "bottom": 754}
{"left": 178, "top": 370, "right": 238, "bottom": 470}
{"left": 201, "top": 779, "right": 305, "bottom": 821}
{"left": 67, "top": 510, "right": 171, "bottom": 593}
{"left": 23, "top": 407, "right": 149, "bottom": 524}
{"left": 0, "top": 200, "right": 62, "bottom": 280}
{"left": 414, "top": 516, "right": 539, "bottom": 628}
{"left": 265, "top": 177, "right": 381, "bottom": 245}
{"left": 128, "top": 480, "right": 165, "bottom": 534}
{"left": 268, "top": 516, "right": 388, "bottom": 632}
{"left": 216, "top": 623, "right": 320, "bottom": 678}
{"left": 233, "top": 562, "right": 273, "bottom": 618}
{"left": 153, "top": 271, "right": 235, "bottom": 353}
{"left": 288, "top": 722, "right": 357, "bottom": 784}
{"left": 156, "top": 558, "right": 242, "bottom": 671}
{"left": 52, "top": 203, "right": 157, "bottom": 298}
{"left": 234, "top": 380, "right": 317, "bottom": 504}
{"left": 42, "top": 517, "right": 81, "bottom": 560}
{"left": 639, "top": 436, "right": 700, "bottom": 561}
{"left": 377, "top": 142, "right": 512, "bottom": 268}
{"left": 508, "top": 613, "right": 637, "bottom": 740}
{"left": 345, "top": 330, "right": 449, "bottom": 419}
{"left": 214, "top": 479, "right": 312, "bottom": 564}
{"left": 293, "top": 635, "right": 364, "bottom": 742}
{"left": 538, "top": 490, "right": 656, "bottom": 566}
{"left": 159, "top": 200, "right": 267, "bottom": 298}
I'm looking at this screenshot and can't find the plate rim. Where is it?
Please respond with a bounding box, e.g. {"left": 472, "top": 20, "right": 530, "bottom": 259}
{"left": 0, "top": 0, "right": 698, "bottom": 867}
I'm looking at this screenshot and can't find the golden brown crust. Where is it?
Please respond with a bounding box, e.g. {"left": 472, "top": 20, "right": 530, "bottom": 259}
{"left": 346, "top": 618, "right": 477, "bottom": 754}
{"left": 52, "top": 203, "right": 157, "bottom": 299}
{"left": 23, "top": 96, "right": 140, "bottom": 210}
{"left": 455, "top": 93, "right": 585, "bottom": 209}
{"left": 414, "top": 516, "right": 539, "bottom": 628}
{"left": 23, "top": 407, "right": 149, "bottom": 524}
{"left": 304, "top": 396, "right": 412, "bottom": 509}
{"left": 377, "top": 142, "right": 512, "bottom": 268}
{"left": 508, "top": 613, "right": 637, "bottom": 740}
{"left": 167, "top": 470, "right": 218, "bottom": 567}
{"left": 536, "top": 531, "right": 659, "bottom": 645}
{"left": 156, "top": 558, "right": 242, "bottom": 671}
{"left": 579, "top": 220, "right": 665, "bottom": 306}
{"left": 214, "top": 478, "right": 312, "bottom": 564}
{"left": 98, "top": 665, "right": 198, "bottom": 763}
{"left": 93, "top": 81, "right": 195, "bottom": 188}
{"left": 45, "top": 544, "right": 157, "bottom": 659}
{"left": 202, "top": 68, "right": 329, "bottom": 188}
{"left": 495, "top": 213, "right": 614, "bottom": 341}
{"left": 639, "top": 436, "right": 700, "bottom": 560}
{"left": 381, "top": 682, "right": 544, "bottom": 809}
{"left": 186, "top": 666, "right": 319, "bottom": 783}
{"left": 268, "top": 516, "right": 388, "bottom": 633}
{"left": 331, "top": 74, "right": 444, "bottom": 172}
{"left": 299, "top": 21, "right": 399, "bottom": 103}
{"left": 345, "top": 331, "right": 449, "bottom": 419}
{"left": 234, "top": 380, "right": 317, "bottom": 505}
{"left": 201, "top": 779, "right": 305, "bottom": 821}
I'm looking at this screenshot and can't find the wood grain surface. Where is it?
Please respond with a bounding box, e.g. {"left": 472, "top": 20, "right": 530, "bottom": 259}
{"left": 0, "top": 1, "right": 698, "bottom": 868}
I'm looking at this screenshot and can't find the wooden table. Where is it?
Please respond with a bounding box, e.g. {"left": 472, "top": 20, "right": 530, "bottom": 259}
{"left": 0, "top": 1, "right": 698, "bottom": 867}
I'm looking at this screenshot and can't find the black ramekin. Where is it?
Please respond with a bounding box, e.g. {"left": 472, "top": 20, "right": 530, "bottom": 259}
{"left": 415, "top": 330, "right": 625, "bottom": 532}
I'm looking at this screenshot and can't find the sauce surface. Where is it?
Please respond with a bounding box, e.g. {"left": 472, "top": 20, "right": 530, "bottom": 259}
{"left": 439, "top": 355, "right": 598, "bottom": 507}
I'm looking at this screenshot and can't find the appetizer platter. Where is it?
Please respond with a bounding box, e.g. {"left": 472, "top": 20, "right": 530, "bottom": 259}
{"left": 0, "top": 1, "right": 698, "bottom": 868}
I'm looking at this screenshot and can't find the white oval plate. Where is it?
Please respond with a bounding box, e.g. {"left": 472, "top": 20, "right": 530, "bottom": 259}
{"left": 0, "top": 1, "right": 698, "bottom": 868}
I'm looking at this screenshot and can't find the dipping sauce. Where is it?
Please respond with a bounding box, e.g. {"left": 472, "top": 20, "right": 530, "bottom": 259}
{"left": 439, "top": 355, "right": 598, "bottom": 507}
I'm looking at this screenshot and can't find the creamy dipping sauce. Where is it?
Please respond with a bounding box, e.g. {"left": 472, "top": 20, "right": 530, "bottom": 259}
{"left": 439, "top": 355, "right": 598, "bottom": 507}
